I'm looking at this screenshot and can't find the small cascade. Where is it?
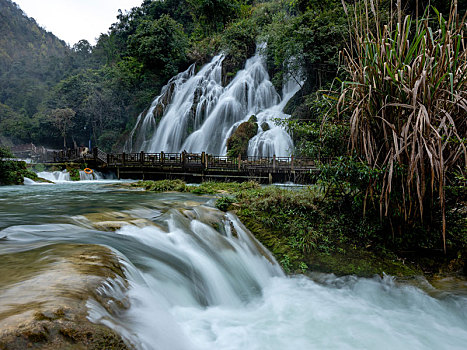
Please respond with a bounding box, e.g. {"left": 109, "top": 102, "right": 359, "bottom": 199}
{"left": 36, "top": 170, "right": 106, "bottom": 183}
{"left": 79, "top": 170, "right": 104, "bottom": 181}
{"left": 37, "top": 170, "right": 71, "bottom": 182}
{"left": 247, "top": 80, "right": 300, "bottom": 157}
{"left": 126, "top": 48, "right": 299, "bottom": 157}
{"left": 22, "top": 177, "right": 37, "bottom": 185}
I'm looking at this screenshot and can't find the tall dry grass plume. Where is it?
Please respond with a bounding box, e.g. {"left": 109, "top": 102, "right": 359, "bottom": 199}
{"left": 338, "top": 0, "right": 467, "bottom": 251}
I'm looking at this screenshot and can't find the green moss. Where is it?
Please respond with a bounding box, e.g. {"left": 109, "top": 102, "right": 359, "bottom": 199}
{"left": 226, "top": 116, "right": 258, "bottom": 158}
{"left": 261, "top": 122, "right": 270, "bottom": 131}
{"left": 33, "top": 163, "right": 46, "bottom": 172}
{"left": 235, "top": 186, "right": 423, "bottom": 276}
{"left": 215, "top": 196, "right": 236, "bottom": 211}
{"left": 187, "top": 181, "right": 260, "bottom": 194}
{"left": 67, "top": 168, "right": 81, "bottom": 181}
{"left": 131, "top": 179, "right": 188, "bottom": 192}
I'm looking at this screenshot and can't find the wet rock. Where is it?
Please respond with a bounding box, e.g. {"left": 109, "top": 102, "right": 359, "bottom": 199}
{"left": 77, "top": 211, "right": 160, "bottom": 232}
{"left": 0, "top": 244, "right": 130, "bottom": 349}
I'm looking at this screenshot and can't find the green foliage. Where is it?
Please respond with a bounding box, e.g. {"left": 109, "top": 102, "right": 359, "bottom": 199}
{"left": 264, "top": 1, "right": 346, "bottom": 90}
{"left": 128, "top": 15, "right": 189, "bottom": 78}
{"left": 226, "top": 115, "right": 258, "bottom": 158}
{"left": 132, "top": 179, "right": 188, "bottom": 192}
{"left": 215, "top": 196, "right": 236, "bottom": 211}
{"left": 234, "top": 184, "right": 422, "bottom": 275}
{"left": 0, "top": 153, "right": 37, "bottom": 185}
{"left": 339, "top": 1, "right": 467, "bottom": 252}
{"left": 279, "top": 93, "right": 348, "bottom": 158}
{"left": 219, "top": 18, "right": 258, "bottom": 75}
{"left": 50, "top": 108, "right": 76, "bottom": 148}
{"left": 67, "top": 168, "right": 81, "bottom": 181}
{"left": 188, "top": 0, "right": 242, "bottom": 36}
{"left": 188, "top": 180, "right": 260, "bottom": 194}
{"left": 0, "top": 146, "right": 13, "bottom": 159}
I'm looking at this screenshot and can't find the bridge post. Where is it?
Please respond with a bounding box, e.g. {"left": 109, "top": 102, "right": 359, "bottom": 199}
{"left": 140, "top": 151, "right": 145, "bottom": 165}
{"left": 161, "top": 151, "right": 164, "bottom": 165}
{"left": 291, "top": 155, "right": 294, "bottom": 171}
{"left": 273, "top": 155, "right": 276, "bottom": 172}
{"left": 182, "top": 151, "right": 186, "bottom": 169}
{"left": 201, "top": 152, "right": 206, "bottom": 170}
{"left": 122, "top": 152, "right": 126, "bottom": 166}
{"left": 237, "top": 154, "right": 241, "bottom": 171}
{"left": 93, "top": 147, "right": 98, "bottom": 162}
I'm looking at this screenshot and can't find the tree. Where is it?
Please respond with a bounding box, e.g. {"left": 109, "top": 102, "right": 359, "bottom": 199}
{"left": 187, "top": 0, "right": 241, "bottom": 35}
{"left": 51, "top": 108, "right": 76, "bottom": 148}
{"left": 128, "top": 15, "right": 188, "bottom": 78}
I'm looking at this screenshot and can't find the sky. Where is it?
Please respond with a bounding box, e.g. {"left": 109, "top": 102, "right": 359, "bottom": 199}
{"left": 14, "top": 0, "right": 143, "bottom": 46}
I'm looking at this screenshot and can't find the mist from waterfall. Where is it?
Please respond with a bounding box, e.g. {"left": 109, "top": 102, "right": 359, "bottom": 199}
{"left": 125, "top": 49, "right": 299, "bottom": 157}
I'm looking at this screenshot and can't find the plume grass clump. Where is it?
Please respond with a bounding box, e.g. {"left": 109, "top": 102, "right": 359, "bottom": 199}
{"left": 338, "top": 0, "right": 467, "bottom": 251}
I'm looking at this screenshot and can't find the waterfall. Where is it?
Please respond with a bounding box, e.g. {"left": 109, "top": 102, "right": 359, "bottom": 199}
{"left": 79, "top": 170, "right": 104, "bottom": 181}
{"left": 36, "top": 170, "right": 105, "bottom": 182}
{"left": 37, "top": 170, "right": 71, "bottom": 182}
{"left": 125, "top": 49, "right": 299, "bottom": 157}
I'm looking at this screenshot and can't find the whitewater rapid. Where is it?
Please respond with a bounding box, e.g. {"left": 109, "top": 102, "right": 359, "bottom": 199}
{"left": 1, "top": 183, "right": 466, "bottom": 350}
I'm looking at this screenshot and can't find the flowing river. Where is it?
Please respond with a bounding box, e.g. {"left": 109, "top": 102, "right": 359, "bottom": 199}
{"left": 1, "top": 180, "right": 467, "bottom": 349}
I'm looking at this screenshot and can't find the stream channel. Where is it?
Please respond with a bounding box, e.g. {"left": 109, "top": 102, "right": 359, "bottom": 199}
{"left": 1, "top": 179, "right": 466, "bottom": 349}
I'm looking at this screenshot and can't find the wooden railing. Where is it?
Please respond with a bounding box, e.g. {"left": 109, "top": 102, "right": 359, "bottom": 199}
{"left": 103, "top": 150, "right": 331, "bottom": 172}
{"left": 49, "top": 148, "right": 332, "bottom": 174}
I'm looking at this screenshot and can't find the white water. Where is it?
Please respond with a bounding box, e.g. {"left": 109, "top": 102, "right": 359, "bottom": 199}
{"left": 2, "top": 184, "right": 466, "bottom": 349}
{"left": 36, "top": 170, "right": 104, "bottom": 183}
{"left": 37, "top": 170, "right": 71, "bottom": 182}
{"left": 84, "top": 208, "right": 467, "bottom": 350}
{"left": 125, "top": 49, "right": 298, "bottom": 157}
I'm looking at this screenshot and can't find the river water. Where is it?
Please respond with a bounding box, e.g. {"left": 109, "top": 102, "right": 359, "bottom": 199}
{"left": 1, "top": 180, "right": 466, "bottom": 349}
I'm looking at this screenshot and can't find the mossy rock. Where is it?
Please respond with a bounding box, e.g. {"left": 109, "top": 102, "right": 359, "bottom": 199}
{"left": 261, "top": 122, "right": 270, "bottom": 131}
{"left": 226, "top": 116, "right": 258, "bottom": 158}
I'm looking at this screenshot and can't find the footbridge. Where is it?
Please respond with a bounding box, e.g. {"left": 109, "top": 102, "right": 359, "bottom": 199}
{"left": 50, "top": 148, "right": 328, "bottom": 184}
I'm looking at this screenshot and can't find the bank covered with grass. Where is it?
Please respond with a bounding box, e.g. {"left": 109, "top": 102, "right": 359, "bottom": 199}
{"left": 129, "top": 179, "right": 466, "bottom": 277}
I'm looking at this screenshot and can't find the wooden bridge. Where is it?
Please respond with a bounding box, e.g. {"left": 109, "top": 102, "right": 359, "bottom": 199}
{"left": 50, "top": 148, "right": 328, "bottom": 184}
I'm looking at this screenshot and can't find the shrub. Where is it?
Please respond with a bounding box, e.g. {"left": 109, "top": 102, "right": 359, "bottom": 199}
{"left": 338, "top": 1, "right": 467, "bottom": 251}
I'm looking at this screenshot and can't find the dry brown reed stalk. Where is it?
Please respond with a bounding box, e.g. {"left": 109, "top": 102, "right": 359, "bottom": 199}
{"left": 338, "top": 0, "right": 467, "bottom": 252}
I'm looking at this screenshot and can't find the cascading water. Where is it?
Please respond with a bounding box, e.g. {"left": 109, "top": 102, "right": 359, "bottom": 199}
{"left": 37, "top": 170, "right": 71, "bottom": 182}
{"left": 1, "top": 183, "right": 467, "bottom": 349}
{"left": 79, "top": 170, "right": 104, "bottom": 181}
{"left": 35, "top": 170, "right": 105, "bottom": 183}
{"left": 125, "top": 48, "right": 298, "bottom": 157}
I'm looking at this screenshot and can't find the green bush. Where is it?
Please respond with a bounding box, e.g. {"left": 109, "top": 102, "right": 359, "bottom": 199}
{"left": 0, "top": 160, "right": 38, "bottom": 186}
{"left": 215, "top": 196, "right": 236, "bottom": 211}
